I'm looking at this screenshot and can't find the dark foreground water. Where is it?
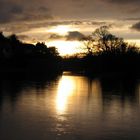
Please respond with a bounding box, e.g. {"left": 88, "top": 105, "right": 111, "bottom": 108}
{"left": 0, "top": 72, "right": 140, "bottom": 140}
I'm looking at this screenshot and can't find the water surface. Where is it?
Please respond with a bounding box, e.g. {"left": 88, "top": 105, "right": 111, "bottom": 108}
{"left": 0, "top": 72, "right": 140, "bottom": 140}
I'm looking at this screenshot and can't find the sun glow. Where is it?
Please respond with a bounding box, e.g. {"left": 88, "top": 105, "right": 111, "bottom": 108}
{"left": 126, "top": 39, "right": 140, "bottom": 47}
{"left": 48, "top": 25, "right": 72, "bottom": 35}
{"left": 48, "top": 40, "right": 84, "bottom": 56}
{"left": 56, "top": 76, "right": 75, "bottom": 114}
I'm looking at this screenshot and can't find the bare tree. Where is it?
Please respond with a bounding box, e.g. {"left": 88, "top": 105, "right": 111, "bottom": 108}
{"left": 82, "top": 35, "right": 95, "bottom": 55}
{"left": 92, "top": 26, "right": 124, "bottom": 52}
{"left": 83, "top": 26, "right": 126, "bottom": 55}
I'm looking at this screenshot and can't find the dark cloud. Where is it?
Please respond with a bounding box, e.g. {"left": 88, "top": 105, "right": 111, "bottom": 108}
{"left": 46, "top": 20, "right": 108, "bottom": 26}
{"left": 66, "top": 31, "right": 85, "bottom": 41}
{"left": 124, "top": 17, "right": 140, "bottom": 21}
{"left": 10, "top": 5, "right": 23, "bottom": 14}
{"left": 17, "top": 35, "right": 29, "bottom": 40}
{"left": 0, "top": 0, "right": 140, "bottom": 26}
{"left": 1, "top": 0, "right": 140, "bottom": 25}
{"left": 0, "top": 0, "right": 52, "bottom": 23}
{"left": 131, "top": 22, "right": 140, "bottom": 31}
{"left": 104, "top": 0, "right": 140, "bottom": 4}
{"left": 48, "top": 31, "right": 86, "bottom": 41}
{"left": 49, "top": 34, "right": 64, "bottom": 40}
{"left": 103, "top": 0, "right": 140, "bottom": 13}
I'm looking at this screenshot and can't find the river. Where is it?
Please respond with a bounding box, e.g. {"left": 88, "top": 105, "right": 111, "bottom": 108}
{"left": 0, "top": 72, "right": 140, "bottom": 140}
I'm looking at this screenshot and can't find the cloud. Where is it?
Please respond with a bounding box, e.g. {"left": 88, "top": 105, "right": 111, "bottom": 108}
{"left": 131, "top": 22, "right": 140, "bottom": 31}
{"left": 103, "top": 0, "right": 140, "bottom": 13}
{"left": 0, "top": 19, "right": 111, "bottom": 35}
{"left": 104, "top": 0, "right": 140, "bottom": 4}
{"left": 48, "top": 31, "right": 86, "bottom": 41}
{"left": 17, "top": 35, "right": 29, "bottom": 40}
{"left": 1, "top": 0, "right": 140, "bottom": 25}
{"left": 1, "top": 0, "right": 140, "bottom": 26}
{"left": 10, "top": 5, "right": 23, "bottom": 14}
{"left": 1, "top": 0, "right": 140, "bottom": 42}
{"left": 124, "top": 17, "right": 140, "bottom": 21}
{"left": 66, "top": 31, "right": 85, "bottom": 41}
{"left": 0, "top": 0, "right": 52, "bottom": 23}
{"left": 49, "top": 34, "right": 64, "bottom": 40}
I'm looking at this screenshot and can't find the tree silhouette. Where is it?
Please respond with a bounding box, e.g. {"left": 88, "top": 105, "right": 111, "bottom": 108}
{"left": 92, "top": 26, "right": 124, "bottom": 53}
{"left": 82, "top": 35, "right": 95, "bottom": 55}
{"left": 0, "top": 33, "right": 62, "bottom": 73}
{"left": 83, "top": 26, "right": 139, "bottom": 56}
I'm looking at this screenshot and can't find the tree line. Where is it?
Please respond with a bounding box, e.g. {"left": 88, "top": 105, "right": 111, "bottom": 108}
{"left": 0, "top": 32, "right": 61, "bottom": 73}
{"left": 0, "top": 26, "right": 140, "bottom": 76}
{"left": 63, "top": 26, "right": 140, "bottom": 76}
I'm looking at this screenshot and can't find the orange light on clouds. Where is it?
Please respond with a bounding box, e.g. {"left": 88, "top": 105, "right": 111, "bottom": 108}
{"left": 47, "top": 25, "right": 75, "bottom": 35}
{"left": 126, "top": 39, "right": 140, "bottom": 47}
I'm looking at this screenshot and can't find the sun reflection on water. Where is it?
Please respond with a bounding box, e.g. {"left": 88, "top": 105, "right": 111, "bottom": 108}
{"left": 56, "top": 76, "right": 75, "bottom": 114}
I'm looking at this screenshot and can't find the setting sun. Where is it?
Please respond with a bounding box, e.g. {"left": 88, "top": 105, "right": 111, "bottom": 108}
{"left": 48, "top": 40, "right": 84, "bottom": 55}
{"left": 48, "top": 25, "right": 72, "bottom": 35}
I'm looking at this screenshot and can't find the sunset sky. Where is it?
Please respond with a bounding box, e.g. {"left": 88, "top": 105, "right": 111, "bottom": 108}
{"left": 0, "top": 0, "right": 140, "bottom": 55}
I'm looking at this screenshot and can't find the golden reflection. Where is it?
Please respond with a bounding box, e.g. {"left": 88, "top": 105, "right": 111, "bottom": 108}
{"left": 56, "top": 76, "right": 75, "bottom": 114}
